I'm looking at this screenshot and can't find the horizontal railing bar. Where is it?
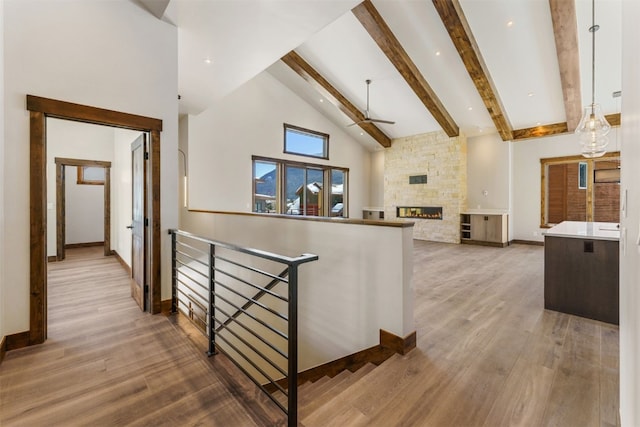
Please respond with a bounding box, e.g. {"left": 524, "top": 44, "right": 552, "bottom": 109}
{"left": 214, "top": 333, "right": 287, "bottom": 397}
{"left": 213, "top": 267, "right": 288, "bottom": 303}
{"left": 176, "top": 302, "right": 208, "bottom": 330}
{"left": 213, "top": 304, "right": 287, "bottom": 360}
{"left": 175, "top": 253, "right": 208, "bottom": 272}
{"left": 175, "top": 288, "right": 208, "bottom": 311}
{"left": 213, "top": 344, "right": 288, "bottom": 414}
{"left": 216, "top": 267, "right": 289, "bottom": 333}
{"left": 175, "top": 276, "right": 208, "bottom": 299}
{"left": 213, "top": 253, "right": 290, "bottom": 284}
{"left": 176, "top": 259, "right": 208, "bottom": 280}
{"left": 176, "top": 306, "right": 208, "bottom": 337}
{"left": 170, "top": 229, "right": 318, "bottom": 267}
{"left": 175, "top": 240, "right": 209, "bottom": 259}
{"left": 175, "top": 246, "right": 209, "bottom": 267}
{"left": 212, "top": 314, "right": 287, "bottom": 377}
{"left": 214, "top": 280, "right": 288, "bottom": 322}
{"left": 213, "top": 293, "right": 288, "bottom": 340}
{"left": 183, "top": 292, "right": 207, "bottom": 309}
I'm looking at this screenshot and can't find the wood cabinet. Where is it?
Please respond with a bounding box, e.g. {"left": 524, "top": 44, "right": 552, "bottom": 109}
{"left": 544, "top": 235, "right": 619, "bottom": 324}
{"left": 460, "top": 213, "right": 508, "bottom": 247}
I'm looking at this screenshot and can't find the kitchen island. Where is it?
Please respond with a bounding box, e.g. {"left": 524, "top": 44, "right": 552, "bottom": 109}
{"left": 544, "top": 221, "right": 619, "bottom": 325}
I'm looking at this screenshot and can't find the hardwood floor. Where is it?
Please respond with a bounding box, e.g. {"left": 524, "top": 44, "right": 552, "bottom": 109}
{"left": 299, "top": 241, "right": 619, "bottom": 426}
{"left": 0, "top": 247, "right": 283, "bottom": 426}
{"left": 0, "top": 242, "right": 619, "bottom": 426}
{"left": 409, "top": 241, "right": 618, "bottom": 427}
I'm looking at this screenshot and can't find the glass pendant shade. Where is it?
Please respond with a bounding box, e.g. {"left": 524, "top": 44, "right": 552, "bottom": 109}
{"left": 576, "top": 103, "right": 610, "bottom": 158}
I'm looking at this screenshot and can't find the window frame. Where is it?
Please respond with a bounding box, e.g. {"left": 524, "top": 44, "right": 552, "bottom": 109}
{"left": 252, "top": 155, "right": 348, "bottom": 218}
{"left": 283, "top": 123, "right": 329, "bottom": 160}
{"left": 540, "top": 151, "right": 620, "bottom": 228}
{"left": 77, "top": 165, "right": 106, "bottom": 185}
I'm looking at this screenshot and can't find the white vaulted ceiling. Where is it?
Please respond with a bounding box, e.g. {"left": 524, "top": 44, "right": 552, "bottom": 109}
{"left": 138, "top": 0, "right": 622, "bottom": 149}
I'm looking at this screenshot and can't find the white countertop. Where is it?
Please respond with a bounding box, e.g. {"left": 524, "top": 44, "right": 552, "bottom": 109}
{"left": 461, "top": 209, "right": 508, "bottom": 215}
{"left": 545, "top": 221, "right": 620, "bottom": 241}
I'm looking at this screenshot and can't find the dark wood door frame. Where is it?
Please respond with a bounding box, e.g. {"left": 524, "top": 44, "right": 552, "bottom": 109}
{"left": 27, "top": 95, "right": 163, "bottom": 345}
{"left": 54, "top": 158, "right": 112, "bottom": 261}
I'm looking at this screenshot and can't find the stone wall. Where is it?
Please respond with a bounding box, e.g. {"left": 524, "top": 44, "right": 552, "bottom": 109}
{"left": 384, "top": 131, "right": 467, "bottom": 243}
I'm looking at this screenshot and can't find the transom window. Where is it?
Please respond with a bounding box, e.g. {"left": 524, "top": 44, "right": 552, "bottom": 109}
{"left": 541, "top": 152, "right": 620, "bottom": 227}
{"left": 77, "top": 165, "right": 105, "bottom": 185}
{"left": 283, "top": 123, "right": 329, "bottom": 159}
{"left": 252, "top": 156, "right": 347, "bottom": 218}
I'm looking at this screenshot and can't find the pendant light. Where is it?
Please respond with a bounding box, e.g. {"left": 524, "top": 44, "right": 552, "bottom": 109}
{"left": 575, "top": 0, "right": 611, "bottom": 158}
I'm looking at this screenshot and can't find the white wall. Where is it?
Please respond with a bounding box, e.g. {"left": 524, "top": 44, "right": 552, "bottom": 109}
{"left": 188, "top": 71, "right": 371, "bottom": 217}
{"left": 619, "top": 1, "right": 640, "bottom": 424}
{"left": 46, "top": 118, "right": 114, "bottom": 255}
{"left": 467, "top": 132, "right": 510, "bottom": 211}
{"left": 3, "top": 0, "right": 178, "bottom": 334}
{"left": 65, "top": 166, "right": 104, "bottom": 245}
{"left": 111, "top": 129, "right": 140, "bottom": 267}
{"left": 180, "top": 211, "right": 414, "bottom": 371}
{"left": 511, "top": 129, "right": 621, "bottom": 242}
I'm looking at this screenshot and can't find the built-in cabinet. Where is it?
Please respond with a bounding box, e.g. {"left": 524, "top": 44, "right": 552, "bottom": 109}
{"left": 460, "top": 212, "right": 508, "bottom": 247}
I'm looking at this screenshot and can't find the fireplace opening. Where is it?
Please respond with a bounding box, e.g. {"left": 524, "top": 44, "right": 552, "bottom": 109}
{"left": 396, "top": 206, "right": 443, "bottom": 220}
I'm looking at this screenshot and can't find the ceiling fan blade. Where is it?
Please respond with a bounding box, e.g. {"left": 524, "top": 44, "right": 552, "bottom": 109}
{"left": 367, "top": 118, "right": 396, "bottom": 125}
{"left": 346, "top": 121, "right": 363, "bottom": 127}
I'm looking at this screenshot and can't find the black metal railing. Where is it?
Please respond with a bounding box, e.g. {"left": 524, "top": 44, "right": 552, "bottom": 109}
{"left": 169, "top": 229, "right": 318, "bottom": 426}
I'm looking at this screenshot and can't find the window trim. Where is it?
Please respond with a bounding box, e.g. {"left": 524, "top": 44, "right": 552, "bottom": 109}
{"left": 252, "top": 155, "right": 348, "bottom": 218}
{"left": 540, "top": 151, "right": 620, "bottom": 228}
{"left": 77, "top": 165, "right": 106, "bottom": 185}
{"left": 283, "top": 123, "right": 329, "bottom": 160}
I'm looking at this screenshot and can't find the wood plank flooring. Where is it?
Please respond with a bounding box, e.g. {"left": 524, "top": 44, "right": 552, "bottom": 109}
{"left": 0, "top": 247, "right": 284, "bottom": 426}
{"left": 301, "top": 241, "right": 619, "bottom": 426}
{"left": 0, "top": 242, "right": 619, "bottom": 426}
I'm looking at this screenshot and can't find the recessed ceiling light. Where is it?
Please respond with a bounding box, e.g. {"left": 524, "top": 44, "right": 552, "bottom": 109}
{"left": 360, "top": 132, "right": 364, "bottom": 136}
{"left": 435, "top": 51, "right": 441, "bottom": 56}
{"left": 204, "top": 58, "right": 212, "bottom": 65}
{"left": 319, "top": 99, "right": 324, "bottom": 103}
{"left": 536, "top": 122, "right": 541, "bottom": 126}
{"left": 528, "top": 92, "right": 534, "bottom": 97}
{"left": 507, "top": 21, "right": 514, "bottom": 27}
{"left": 467, "top": 106, "right": 473, "bottom": 111}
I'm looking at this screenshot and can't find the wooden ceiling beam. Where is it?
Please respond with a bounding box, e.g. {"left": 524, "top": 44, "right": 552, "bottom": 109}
{"left": 512, "top": 113, "right": 621, "bottom": 141}
{"left": 549, "top": 0, "right": 582, "bottom": 131}
{"left": 281, "top": 50, "right": 392, "bottom": 148}
{"left": 352, "top": 0, "right": 459, "bottom": 138}
{"left": 432, "top": 0, "right": 513, "bottom": 141}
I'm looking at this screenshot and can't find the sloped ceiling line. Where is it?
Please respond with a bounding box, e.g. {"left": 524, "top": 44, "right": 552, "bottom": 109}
{"left": 352, "top": 0, "right": 459, "bottom": 138}
{"left": 432, "top": 0, "right": 513, "bottom": 141}
{"left": 281, "top": 51, "right": 392, "bottom": 148}
{"left": 549, "top": 0, "right": 582, "bottom": 131}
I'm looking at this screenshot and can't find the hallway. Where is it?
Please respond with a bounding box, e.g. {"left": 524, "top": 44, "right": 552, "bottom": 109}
{"left": 0, "top": 247, "right": 281, "bottom": 426}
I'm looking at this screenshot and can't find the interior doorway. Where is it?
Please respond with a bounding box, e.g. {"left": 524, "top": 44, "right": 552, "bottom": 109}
{"left": 27, "top": 95, "right": 163, "bottom": 345}
{"left": 54, "top": 158, "right": 112, "bottom": 262}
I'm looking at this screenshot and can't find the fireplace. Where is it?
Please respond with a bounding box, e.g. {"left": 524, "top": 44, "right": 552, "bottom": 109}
{"left": 396, "top": 206, "right": 443, "bottom": 220}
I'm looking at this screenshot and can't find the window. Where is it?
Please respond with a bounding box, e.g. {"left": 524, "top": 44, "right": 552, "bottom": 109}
{"left": 252, "top": 156, "right": 347, "bottom": 218}
{"left": 541, "top": 153, "right": 620, "bottom": 227}
{"left": 283, "top": 123, "right": 329, "bottom": 159}
{"left": 77, "top": 166, "right": 105, "bottom": 185}
{"left": 578, "top": 162, "right": 587, "bottom": 189}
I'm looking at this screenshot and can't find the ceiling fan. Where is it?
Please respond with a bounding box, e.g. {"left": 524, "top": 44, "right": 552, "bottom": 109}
{"left": 347, "top": 79, "right": 395, "bottom": 127}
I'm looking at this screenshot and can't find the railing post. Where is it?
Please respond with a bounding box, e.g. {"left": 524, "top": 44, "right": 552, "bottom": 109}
{"left": 287, "top": 263, "right": 299, "bottom": 427}
{"left": 171, "top": 231, "right": 177, "bottom": 314}
{"left": 207, "top": 243, "right": 216, "bottom": 357}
